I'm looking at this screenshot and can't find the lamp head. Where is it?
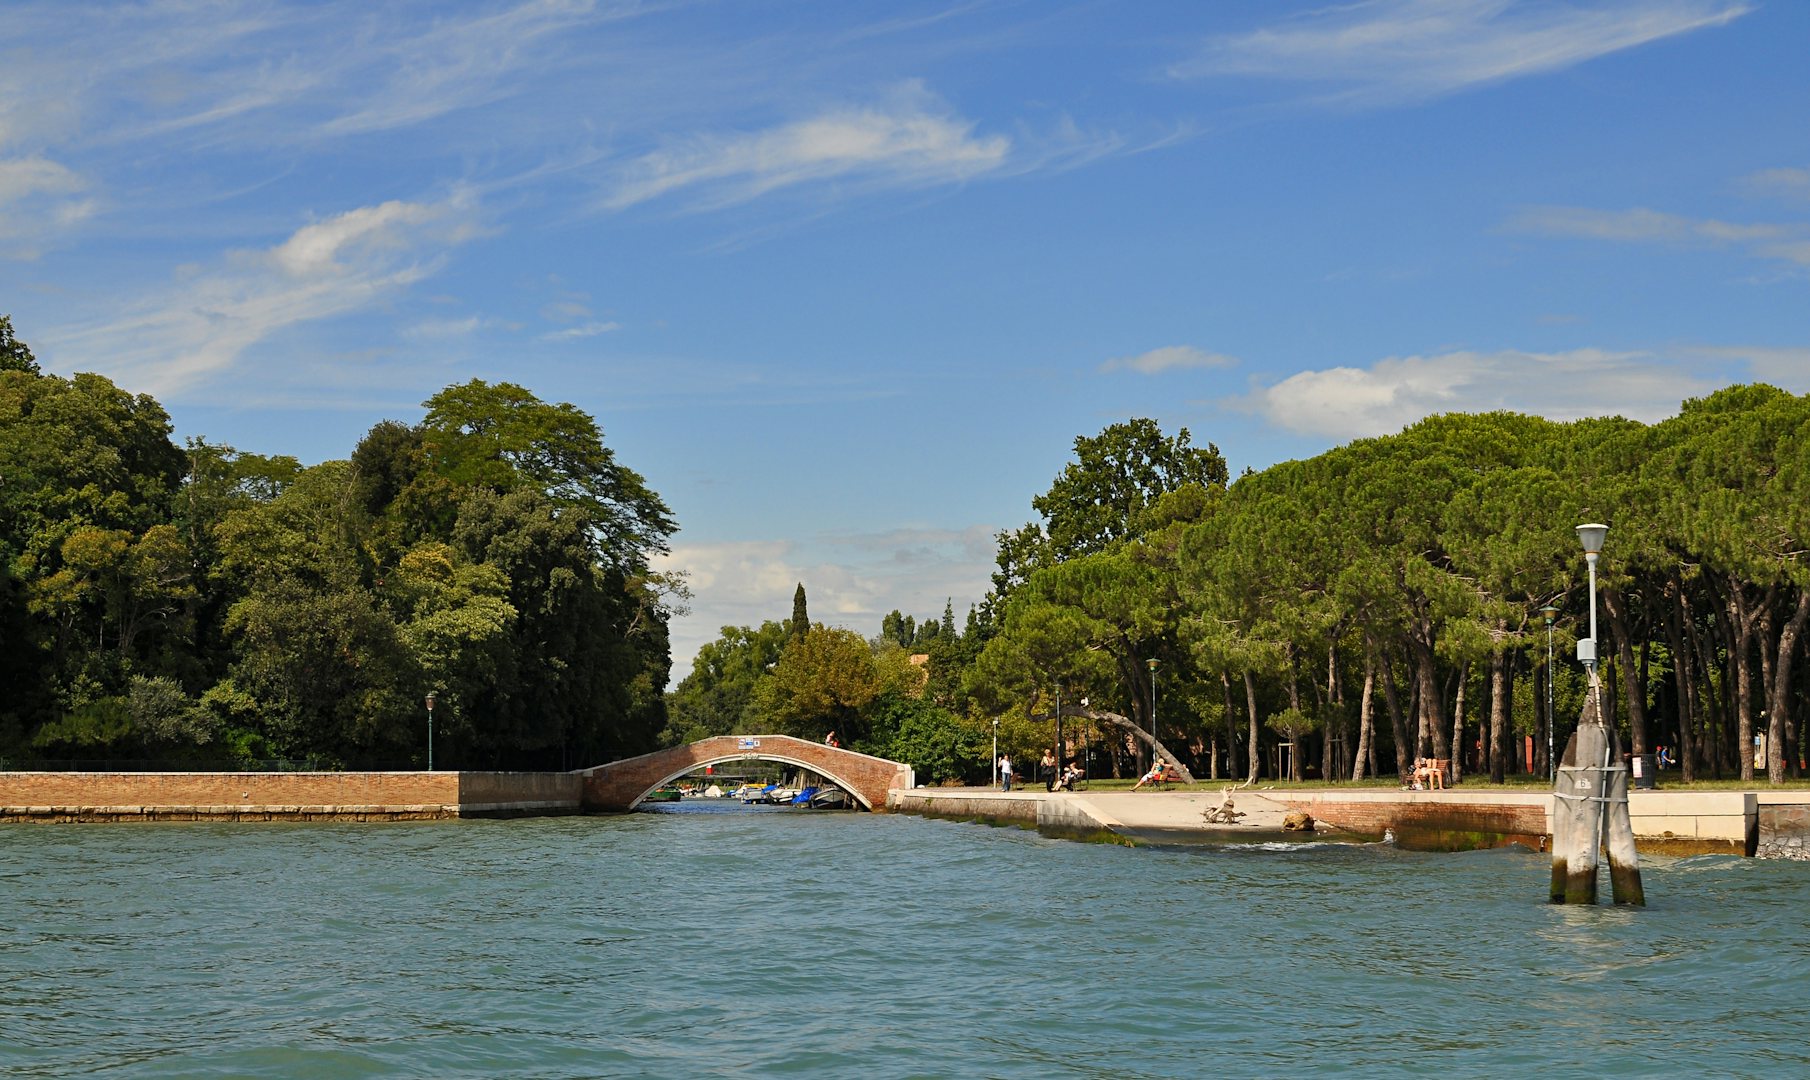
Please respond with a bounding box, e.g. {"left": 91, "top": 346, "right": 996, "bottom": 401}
{"left": 1146, "top": 658, "right": 1160, "bottom": 672}
{"left": 1539, "top": 603, "right": 1559, "bottom": 625}
{"left": 1576, "top": 523, "right": 1608, "bottom": 557}
{"left": 425, "top": 690, "right": 437, "bottom": 711}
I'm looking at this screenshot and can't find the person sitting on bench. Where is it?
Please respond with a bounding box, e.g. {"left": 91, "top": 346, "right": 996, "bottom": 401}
{"left": 1052, "top": 761, "right": 1085, "bottom": 791}
{"left": 1132, "top": 760, "right": 1174, "bottom": 790}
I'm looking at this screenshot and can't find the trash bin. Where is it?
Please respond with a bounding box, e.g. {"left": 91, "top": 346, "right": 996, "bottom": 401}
{"left": 1632, "top": 752, "right": 1657, "bottom": 790}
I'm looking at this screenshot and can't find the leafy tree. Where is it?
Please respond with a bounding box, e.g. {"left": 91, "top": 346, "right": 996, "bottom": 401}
{"left": 791, "top": 582, "right": 809, "bottom": 639}
{"left": 0, "top": 315, "right": 37, "bottom": 374}
{"left": 753, "top": 625, "right": 880, "bottom": 741}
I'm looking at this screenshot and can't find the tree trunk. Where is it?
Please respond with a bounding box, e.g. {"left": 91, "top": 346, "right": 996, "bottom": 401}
{"left": 1408, "top": 630, "right": 1448, "bottom": 761}
{"left": 1767, "top": 587, "right": 1810, "bottom": 784}
{"left": 1354, "top": 650, "right": 1376, "bottom": 782}
{"left": 1221, "top": 672, "right": 1239, "bottom": 783}
{"left": 1451, "top": 662, "right": 1467, "bottom": 785}
{"left": 1602, "top": 587, "right": 1649, "bottom": 755}
{"left": 1243, "top": 669, "right": 1261, "bottom": 782}
{"left": 1489, "top": 639, "right": 1509, "bottom": 784}
{"left": 1379, "top": 641, "right": 1412, "bottom": 781}
{"left": 1665, "top": 582, "right": 1699, "bottom": 784}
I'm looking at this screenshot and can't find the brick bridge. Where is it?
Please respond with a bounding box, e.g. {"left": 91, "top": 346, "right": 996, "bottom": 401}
{"left": 577, "top": 735, "right": 915, "bottom": 811}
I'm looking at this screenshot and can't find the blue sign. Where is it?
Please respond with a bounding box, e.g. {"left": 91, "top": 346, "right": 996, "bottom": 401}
{"left": 737, "top": 737, "right": 761, "bottom": 750}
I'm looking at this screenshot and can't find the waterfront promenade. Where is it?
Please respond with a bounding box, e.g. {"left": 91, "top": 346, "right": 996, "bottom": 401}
{"left": 886, "top": 784, "right": 1810, "bottom": 859}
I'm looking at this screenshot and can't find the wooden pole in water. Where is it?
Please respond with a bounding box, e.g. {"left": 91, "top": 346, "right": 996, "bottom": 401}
{"left": 1602, "top": 688, "right": 1645, "bottom": 905}
{"left": 1550, "top": 681, "right": 1606, "bottom": 904}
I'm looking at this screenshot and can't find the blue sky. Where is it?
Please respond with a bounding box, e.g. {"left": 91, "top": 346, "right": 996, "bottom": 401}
{"left": 5, "top": 0, "right": 1806, "bottom": 677}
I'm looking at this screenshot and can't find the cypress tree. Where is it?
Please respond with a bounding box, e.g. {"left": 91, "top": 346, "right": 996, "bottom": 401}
{"left": 791, "top": 582, "right": 809, "bottom": 638}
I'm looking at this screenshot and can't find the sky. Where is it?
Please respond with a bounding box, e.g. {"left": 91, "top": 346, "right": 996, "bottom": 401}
{"left": 4, "top": 0, "right": 1807, "bottom": 679}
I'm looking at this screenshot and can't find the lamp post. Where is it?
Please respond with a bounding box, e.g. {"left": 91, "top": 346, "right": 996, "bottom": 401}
{"left": 424, "top": 690, "right": 437, "bottom": 772}
{"left": 1054, "top": 685, "right": 1063, "bottom": 788}
{"left": 1540, "top": 603, "right": 1559, "bottom": 781}
{"left": 991, "top": 717, "right": 999, "bottom": 787}
{"left": 1146, "top": 658, "right": 1160, "bottom": 774}
{"left": 1576, "top": 524, "right": 1607, "bottom": 677}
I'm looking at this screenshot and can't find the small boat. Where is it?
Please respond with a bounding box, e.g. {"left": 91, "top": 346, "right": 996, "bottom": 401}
{"left": 642, "top": 786, "right": 683, "bottom": 803}
{"left": 788, "top": 785, "right": 821, "bottom": 806}
{"left": 807, "top": 787, "right": 853, "bottom": 810}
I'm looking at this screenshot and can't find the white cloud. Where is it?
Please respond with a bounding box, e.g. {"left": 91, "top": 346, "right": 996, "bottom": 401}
{"left": 1172, "top": 0, "right": 1750, "bottom": 106}
{"left": 654, "top": 525, "right": 997, "bottom": 680}
{"left": 603, "top": 83, "right": 1011, "bottom": 211}
{"left": 1688, "top": 346, "right": 1810, "bottom": 390}
{"left": 1101, "top": 345, "right": 1237, "bottom": 375}
{"left": 539, "top": 321, "right": 621, "bottom": 342}
{"left": 1511, "top": 204, "right": 1810, "bottom": 266}
{"left": 0, "top": 156, "right": 93, "bottom": 258}
{"left": 1249, "top": 349, "right": 1727, "bottom": 440}
{"left": 47, "top": 194, "right": 481, "bottom": 395}
{"left": 1742, "top": 167, "right": 1810, "bottom": 203}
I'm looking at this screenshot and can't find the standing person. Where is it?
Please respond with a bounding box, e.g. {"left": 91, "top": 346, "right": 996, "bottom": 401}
{"left": 1039, "top": 749, "right": 1057, "bottom": 791}
{"left": 824, "top": 730, "right": 839, "bottom": 748}
{"left": 1000, "top": 754, "right": 1014, "bottom": 792}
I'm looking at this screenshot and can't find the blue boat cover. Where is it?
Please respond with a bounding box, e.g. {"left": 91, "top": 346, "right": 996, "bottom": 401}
{"left": 789, "top": 786, "right": 820, "bottom": 805}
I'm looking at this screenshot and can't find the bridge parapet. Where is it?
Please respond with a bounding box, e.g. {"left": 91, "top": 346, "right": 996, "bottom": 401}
{"left": 577, "top": 735, "right": 914, "bottom": 811}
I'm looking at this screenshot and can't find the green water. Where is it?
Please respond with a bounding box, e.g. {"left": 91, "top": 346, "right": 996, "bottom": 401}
{"left": 3, "top": 804, "right": 1807, "bottom": 1078}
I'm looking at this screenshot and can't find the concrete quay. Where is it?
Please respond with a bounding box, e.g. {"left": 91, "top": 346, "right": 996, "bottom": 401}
{"left": 887, "top": 785, "right": 1810, "bottom": 858}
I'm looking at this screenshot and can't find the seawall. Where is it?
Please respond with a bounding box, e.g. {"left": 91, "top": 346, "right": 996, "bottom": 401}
{"left": 889, "top": 786, "right": 1810, "bottom": 857}
{"left": 0, "top": 771, "right": 582, "bottom": 822}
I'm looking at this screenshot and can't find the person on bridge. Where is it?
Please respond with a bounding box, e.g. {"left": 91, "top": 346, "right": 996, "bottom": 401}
{"left": 824, "top": 730, "right": 839, "bottom": 748}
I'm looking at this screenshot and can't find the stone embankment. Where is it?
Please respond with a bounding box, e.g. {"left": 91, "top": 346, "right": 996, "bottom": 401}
{"left": 0, "top": 771, "right": 581, "bottom": 822}
{"left": 888, "top": 786, "right": 1810, "bottom": 857}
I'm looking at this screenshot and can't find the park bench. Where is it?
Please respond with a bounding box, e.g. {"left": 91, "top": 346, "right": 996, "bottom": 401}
{"left": 1411, "top": 757, "right": 1450, "bottom": 790}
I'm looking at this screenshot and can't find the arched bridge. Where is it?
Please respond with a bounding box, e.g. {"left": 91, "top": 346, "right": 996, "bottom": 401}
{"left": 578, "top": 735, "right": 916, "bottom": 811}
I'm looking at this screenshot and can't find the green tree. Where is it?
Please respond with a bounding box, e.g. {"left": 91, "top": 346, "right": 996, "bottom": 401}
{"left": 0, "top": 315, "right": 37, "bottom": 374}
{"left": 754, "top": 625, "right": 880, "bottom": 741}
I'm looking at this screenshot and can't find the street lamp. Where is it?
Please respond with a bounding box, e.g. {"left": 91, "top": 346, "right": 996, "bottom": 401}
{"left": 1540, "top": 602, "right": 1560, "bottom": 780}
{"left": 1576, "top": 524, "right": 1607, "bottom": 677}
{"left": 424, "top": 690, "right": 437, "bottom": 772}
{"left": 1146, "top": 658, "right": 1160, "bottom": 774}
{"left": 1054, "top": 685, "right": 1063, "bottom": 789}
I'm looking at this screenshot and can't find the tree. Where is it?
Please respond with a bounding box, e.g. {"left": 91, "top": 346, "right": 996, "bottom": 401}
{"left": 791, "top": 582, "right": 809, "bottom": 639}
{"left": 754, "top": 626, "right": 880, "bottom": 741}
{"left": 0, "top": 315, "right": 37, "bottom": 374}
{"left": 420, "top": 380, "right": 674, "bottom": 569}
{"left": 995, "top": 418, "right": 1228, "bottom": 594}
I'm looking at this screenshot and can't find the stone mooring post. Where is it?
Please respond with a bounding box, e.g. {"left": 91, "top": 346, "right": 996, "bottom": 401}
{"left": 1549, "top": 673, "right": 1644, "bottom": 905}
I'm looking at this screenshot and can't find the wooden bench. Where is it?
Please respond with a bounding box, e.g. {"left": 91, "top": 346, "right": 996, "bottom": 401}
{"left": 1412, "top": 758, "right": 1450, "bottom": 789}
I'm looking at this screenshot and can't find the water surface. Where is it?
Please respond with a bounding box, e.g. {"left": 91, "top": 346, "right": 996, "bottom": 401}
{"left": 3, "top": 804, "right": 1806, "bottom": 1077}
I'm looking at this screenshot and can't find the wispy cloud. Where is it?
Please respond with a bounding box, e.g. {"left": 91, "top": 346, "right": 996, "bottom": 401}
{"left": 48, "top": 193, "right": 482, "bottom": 395}
{"left": 0, "top": 156, "right": 94, "bottom": 258}
{"left": 602, "top": 82, "right": 1011, "bottom": 211}
{"left": 1245, "top": 348, "right": 1726, "bottom": 440}
{"left": 539, "top": 320, "right": 621, "bottom": 342}
{"left": 1171, "top": 0, "right": 1750, "bottom": 106}
{"left": 1741, "top": 166, "right": 1810, "bottom": 203}
{"left": 1101, "top": 345, "right": 1237, "bottom": 376}
{"left": 1510, "top": 205, "right": 1810, "bottom": 266}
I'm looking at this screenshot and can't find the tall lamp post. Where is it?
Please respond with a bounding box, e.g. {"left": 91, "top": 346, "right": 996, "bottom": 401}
{"left": 424, "top": 690, "right": 437, "bottom": 772}
{"left": 1054, "top": 685, "right": 1063, "bottom": 786}
{"left": 1146, "top": 658, "right": 1160, "bottom": 774}
{"left": 991, "top": 718, "right": 999, "bottom": 787}
{"left": 1577, "top": 524, "right": 1606, "bottom": 675}
{"left": 1540, "top": 603, "right": 1559, "bottom": 781}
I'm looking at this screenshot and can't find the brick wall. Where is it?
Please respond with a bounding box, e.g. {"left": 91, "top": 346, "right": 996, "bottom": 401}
{"left": 0, "top": 771, "right": 579, "bottom": 821}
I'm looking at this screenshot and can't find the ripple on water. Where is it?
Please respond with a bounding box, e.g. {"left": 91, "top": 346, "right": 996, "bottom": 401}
{"left": 3, "top": 810, "right": 1809, "bottom": 1078}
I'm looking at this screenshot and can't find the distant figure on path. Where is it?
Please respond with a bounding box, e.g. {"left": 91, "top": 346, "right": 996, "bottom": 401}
{"left": 1039, "top": 749, "right": 1057, "bottom": 790}
{"left": 1000, "top": 755, "right": 1014, "bottom": 792}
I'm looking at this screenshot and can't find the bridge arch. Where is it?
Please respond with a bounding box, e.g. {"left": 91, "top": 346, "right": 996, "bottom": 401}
{"left": 577, "top": 735, "right": 915, "bottom": 811}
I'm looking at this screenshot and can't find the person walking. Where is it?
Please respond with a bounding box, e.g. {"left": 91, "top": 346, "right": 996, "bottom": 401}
{"left": 1039, "top": 749, "right": 1057, "bottom": 791}
{"left": 999, "top": 754, "right": 1014, "bottom": 792}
